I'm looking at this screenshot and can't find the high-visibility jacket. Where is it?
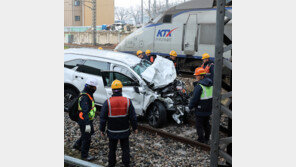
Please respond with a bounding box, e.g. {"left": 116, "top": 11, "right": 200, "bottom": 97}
{"left": 149, "top": 55, "right": 156, "bottom": 63}
{"left": 201, "top": 61, "right": 214, "bottom": 81}
{"left": 199, "top": 84, "right": 213, "bottom": 100}
{"left": 189, "top": 78, "right": 213, "bottom": 116}
{"left": 107, "top": 96, "right": 130, "bottom": 133}
{"left": 78, "top": 93, "right": 96, "bottom": 121}
{"left": 100, "top": 93, "right": 138, "bottom": 139}
{"left": 201, "top": 62, "right": 214, "bottom": 74}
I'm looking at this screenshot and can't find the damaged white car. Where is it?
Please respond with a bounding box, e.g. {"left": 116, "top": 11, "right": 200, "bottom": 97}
{"left": 64, "top": 48, "right": 190, "bottom": 128}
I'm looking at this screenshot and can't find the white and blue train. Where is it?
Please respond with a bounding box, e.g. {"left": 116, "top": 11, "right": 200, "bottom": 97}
{"left": 115, "top": 0, "right": 232, "bottom": 71}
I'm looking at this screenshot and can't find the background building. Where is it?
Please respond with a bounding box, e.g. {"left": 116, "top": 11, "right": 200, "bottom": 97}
{"left": 64, "top": 0, "right": 114, "bottom": 26}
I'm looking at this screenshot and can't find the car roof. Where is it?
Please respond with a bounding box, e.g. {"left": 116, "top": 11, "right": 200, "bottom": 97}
{"left": 64, "top": 48, "right": 141, "bottom": 67}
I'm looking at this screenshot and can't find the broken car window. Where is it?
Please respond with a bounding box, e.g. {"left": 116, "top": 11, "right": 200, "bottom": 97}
{"left": 64, "top": 59, "right": 84, "bottom": 69}
{"left": 101, "top": 71, "right": 139, "bottom": 87}
{"left": 132, "top": 60, "right": 152, "bottom": 76}
{"left": 113, "top": 64, "right": 137, "bottom": 81}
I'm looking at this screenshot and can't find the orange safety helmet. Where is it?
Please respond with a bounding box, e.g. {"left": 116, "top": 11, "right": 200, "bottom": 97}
{"left": 194, "top": 67, "right": 206, "bottom": 76}
{"left": 202, "top": 53, "right": 210, "bottom": 59}
{"left": 137, "top": 50, "right": 143, "bottom": 56}
{"left": 111, "top": 79, "right": 123, "bottom": 89}
{"left": 170, "top": 50, "right": 177, "bottom": 57}
{"left": 98, "top": 47, "right": 103, "bottom": 50}
{"left": 146, "top": 49, "right": 151, "bottom": 54}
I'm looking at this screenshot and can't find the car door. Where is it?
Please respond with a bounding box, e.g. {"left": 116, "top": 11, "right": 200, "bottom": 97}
{"left": 73, "top": 59, "right": 110, "bottom": 105}
{"left": 101, "top": 71, "right": 144, "bottom": 115}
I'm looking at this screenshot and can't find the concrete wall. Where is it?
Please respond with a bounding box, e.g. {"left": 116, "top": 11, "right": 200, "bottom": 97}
{"left": 64, "top": 31, "right": 131, "bottom": 45}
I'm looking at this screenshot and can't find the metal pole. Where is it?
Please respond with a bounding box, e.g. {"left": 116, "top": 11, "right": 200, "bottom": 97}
{"left": 153, "top": 0, "right": 156, "bottom": 18}
{"left": 148, "top": 0, "right": 151, "bottom": 20}
{"left": 64, "top": 155, "right": 103, "bottom": 167}
{"left": 72, "top": 0, "right": 74, "bottom": 26}
{"left": 141, "top": 0, "right": 143, "bottom": 24}
{"left": 166, "top": 0, "right": 168, "bottom": 9}
{"left": 210, "top": 0, "right": 226, "bottom": 166}
{"left": 92, "top": 0, "right": 96, "bottom": 46}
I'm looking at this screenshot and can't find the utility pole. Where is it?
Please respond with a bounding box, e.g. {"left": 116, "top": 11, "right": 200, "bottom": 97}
{"left": 166, "top": 0, "right": 169, "bottom": 9}
{"left": 148, "top": 0, "right": 151, "bottom": 20}
{"left": 153, "top": 0, "right": 156, "bottom": 18}
{"left": 141, "top": 0, "right": 143, "bottom": 24}
{"left": 80, "top": 0, "right": 97, "bottom": 46}
{"left": 92, "top": 0, "right": 96, "bottom": 46}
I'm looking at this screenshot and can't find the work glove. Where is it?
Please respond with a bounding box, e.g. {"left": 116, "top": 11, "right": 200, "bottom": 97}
{"left": 85, "top": 125, "right": 91, "bottom": 133}
{"left": 185, "top": 106, "right": 190, "bottom": 113}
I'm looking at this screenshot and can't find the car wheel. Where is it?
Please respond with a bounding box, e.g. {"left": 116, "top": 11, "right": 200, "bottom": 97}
{"left": 147, "top": 101, "right": 167, "bottom": 128}
{"left": 64, "top": 88, "right": 78, "bottom": 110}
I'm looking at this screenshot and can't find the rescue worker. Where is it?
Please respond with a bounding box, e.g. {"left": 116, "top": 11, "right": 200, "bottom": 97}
{"left": 137, "top": 50, "right": 149, "bottom": 61}
{"left": 168, "top": 50, "right": 179, "bottom": 74}
{"left": 201, "top": 53, "right": 214, "bottom": 81}
{"left": 98, "top": 47, "right": 103, "bottom": 50}
{"left": 136, "top": 50, "right": 143, "bottom": 59}
{"left": 100, "top": 80, "right": 138, "bottom": 167}
{"left": 73, "top": 77, "right": 98, "bottom": 161}
{"left": 189, "top": 67, "right": 213, "bottom": 144}
{"left": 146, "top": 49, "right": 156, "bottom": 63}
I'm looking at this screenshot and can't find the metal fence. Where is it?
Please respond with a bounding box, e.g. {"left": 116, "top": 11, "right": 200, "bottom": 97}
{"left": 64, "top": 26, "right": 106, "bottom": 32}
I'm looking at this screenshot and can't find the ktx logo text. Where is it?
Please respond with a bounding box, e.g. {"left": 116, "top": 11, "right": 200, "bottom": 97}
{"left": 156, "top": 28, "right": 177, "bottom": 37}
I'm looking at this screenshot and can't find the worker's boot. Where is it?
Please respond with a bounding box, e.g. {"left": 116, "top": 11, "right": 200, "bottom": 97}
{"left": 82, "top": 155, "right": 95, "bottom": 161}
{"left": 204, "top": 139, "right": 210, "bottom": 145}
{"left": 72, "top": 143, "right": 81, "bottom": 151}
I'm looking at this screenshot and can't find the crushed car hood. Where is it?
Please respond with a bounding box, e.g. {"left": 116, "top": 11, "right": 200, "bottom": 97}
{"left": 141, "top": 56, "right": 177, "bottom": 89}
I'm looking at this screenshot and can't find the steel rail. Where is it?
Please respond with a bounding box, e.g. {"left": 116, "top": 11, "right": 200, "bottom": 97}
{"left": 64, "top": 155, "right": 103, "bottom": 167}
{"left": 138, "top": 124, "right": 210, "bottom": 151}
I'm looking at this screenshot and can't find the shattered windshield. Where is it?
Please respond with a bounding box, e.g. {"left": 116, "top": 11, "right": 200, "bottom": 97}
{"left": 132, "top": 60, "right": 152, "bottom": 76}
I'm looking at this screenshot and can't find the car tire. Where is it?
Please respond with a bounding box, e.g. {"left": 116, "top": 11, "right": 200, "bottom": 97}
{"left": 147, "top": 101, "right": 167, "bottom": 128}
{"left": 64, "top": 88, "right": 78, "bottom": 112}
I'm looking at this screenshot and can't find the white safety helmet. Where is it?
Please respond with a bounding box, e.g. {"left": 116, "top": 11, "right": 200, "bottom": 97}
{"left": 85, "top": 78, "right": 98, "bottom": 87}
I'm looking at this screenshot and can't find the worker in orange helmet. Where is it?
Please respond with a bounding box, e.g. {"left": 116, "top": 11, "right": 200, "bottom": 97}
{"left": 201, "top": 53, "right": 214, "bottom": 81}
{"left": 168, "top": 50, "right": 179, "bottom": 74}
{"left": 136, "top": 50, "right": 143, "bottom": 58}
{"left": 188, "top": 67, "right": 213, "bottom": 144}
{"left": 100, "top": 80, "right": 138, "bottom": 167}
{"left": 146, "top": 49, "right": 156, "bottom": 63}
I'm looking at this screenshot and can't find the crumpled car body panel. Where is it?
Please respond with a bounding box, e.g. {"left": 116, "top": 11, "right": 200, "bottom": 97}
{"left": 141, "top": 56, "right": 177, "bottom": 89}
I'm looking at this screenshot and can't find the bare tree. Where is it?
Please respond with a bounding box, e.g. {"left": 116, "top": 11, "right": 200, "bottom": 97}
{"left": 115, "top": 7, "right": 129, "bottom": 21}
{"left": 127, "top": 6, "right": 141, "bottom": 25}
{"left": 143, "top": 0, "right": 152, "bottom": 20}
{"left": 113, "top": 0, "right": 187, "bottom": 25}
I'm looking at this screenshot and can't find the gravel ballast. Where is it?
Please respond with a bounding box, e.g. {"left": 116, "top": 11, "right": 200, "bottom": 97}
{"left": 64, "top": 112, "right": 211, "bottom": 167}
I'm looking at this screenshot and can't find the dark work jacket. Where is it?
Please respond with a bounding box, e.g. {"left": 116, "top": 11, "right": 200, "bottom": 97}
{"left": 100, "top": 92, "right": 138, "bottom": 139}
{"left": 143, "top": 55, "right": 149, "bottom": 61}
{"left": 78, "top": 87, "right": 94, "bottom": 126}
{"left": 202, "top": 60, "right": 214, "bottom": 81}
{"left": 189, "top": 78, "right": 213, "bottom": 116}
{"left": 168, "top": 57, "right": 179, "bottom": 74}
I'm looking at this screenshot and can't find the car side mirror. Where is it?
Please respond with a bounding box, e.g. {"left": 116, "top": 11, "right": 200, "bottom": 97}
{"left": 134, "top": 86, "right": 140, "bottom": 94}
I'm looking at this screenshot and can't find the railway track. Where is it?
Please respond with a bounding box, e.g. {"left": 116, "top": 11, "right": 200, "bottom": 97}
{"left": 138, "top": 124, "right": 210, "bottom": 151}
